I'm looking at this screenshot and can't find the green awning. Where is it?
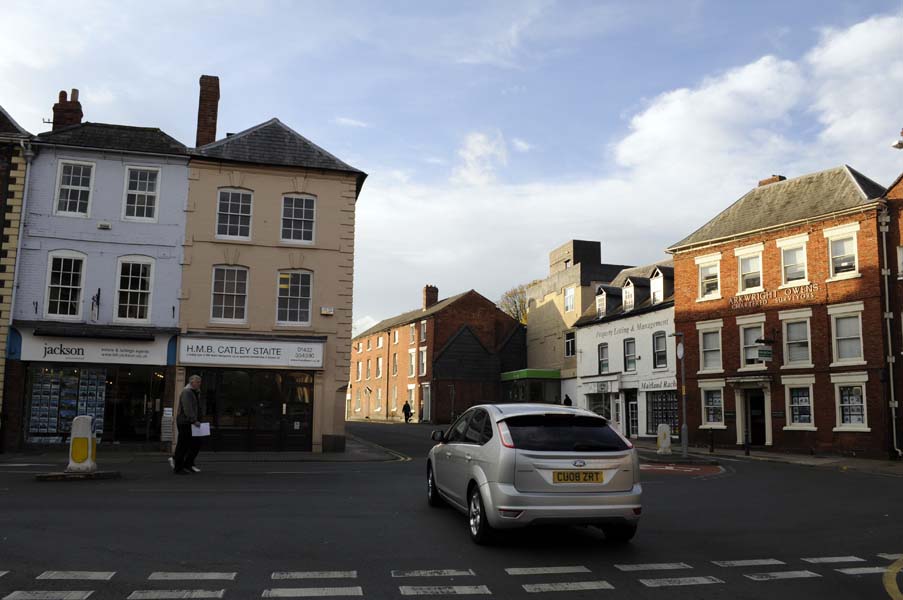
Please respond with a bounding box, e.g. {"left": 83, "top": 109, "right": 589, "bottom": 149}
{"left": 501, "top": 369, "right": 561, "bottom": 382}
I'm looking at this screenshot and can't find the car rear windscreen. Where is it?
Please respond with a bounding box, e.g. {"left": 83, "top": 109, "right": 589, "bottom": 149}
{"left": 505, "top": 414, "right": 629, "bottom": 452}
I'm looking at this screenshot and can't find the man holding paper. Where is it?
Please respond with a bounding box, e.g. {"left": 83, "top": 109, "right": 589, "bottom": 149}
{"left": 170, "top": 374, "right": 206, "bottom": 474}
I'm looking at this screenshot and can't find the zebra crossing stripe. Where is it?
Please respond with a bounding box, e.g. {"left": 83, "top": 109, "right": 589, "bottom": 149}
{"left": 391, "top": 570, "right": 475, "bottom": 578}
{"left": 505, "top": 567, "right": 590, "bottom": 576}
{"left": 262, "top": 588, "right": 363, "bottom": 598}
{"left": 638, "top": 576, "right": 723, "bottom": 588}
{"left": 148, "top": 573, "right": 236, "bottom": 581}
{"left": 272, "top": 572, "right": 357, "bottom": 580}
{"left": 837, "top": 567, "right": 890, "bottom": 575}
{"left": 522, "top": 581, "right": 613, "bottom": 593}
{"left": 128, "top": 592, "right": 225, "bottom": 599}
{"left": 744, "top": 571, "right": 821, "bottom": 581}
{"left": 0, "top": 573, "right": 7, "bottom": 579}
{"left": 2, "top": 593, "right": 94, "bottom": 600}
{"left": 614, "top": 563, "right": 692, "bottom": 572}
{"left": 879, "top": 554, "right": 903, "bottom": 561}
{"left": 398, "top": 585, "right": 491, "bottom": 596}
{"left": 801, "top": 556, "right": 864, "bottom": 564}
{"left": 712, "top": 559, "right": 785, "bottom": 568}
{"left": 37, "top": 573, "right": 115, "bottom": 581}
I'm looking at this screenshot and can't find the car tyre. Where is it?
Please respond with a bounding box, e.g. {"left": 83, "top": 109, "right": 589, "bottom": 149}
{"left": 602, "top": 522, "right": 638, "bottom": 543}
{"left": 468, "top": 485, "right": 494, "bottom": 545}
{"left": 427, "top": 464, "right": 442, "bottom": 507}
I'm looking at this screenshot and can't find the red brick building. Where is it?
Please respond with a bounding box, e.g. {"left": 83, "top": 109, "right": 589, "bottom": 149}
{"left": 347, "top": 286, "right": 525, "bottom": 424}
{"left": 668, "top": 166, "right": 899, "bottom": 457}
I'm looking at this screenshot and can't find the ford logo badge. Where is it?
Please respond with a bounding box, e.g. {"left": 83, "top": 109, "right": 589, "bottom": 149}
{"left": 573, "top": 460, "right": 586, "bottom": 467}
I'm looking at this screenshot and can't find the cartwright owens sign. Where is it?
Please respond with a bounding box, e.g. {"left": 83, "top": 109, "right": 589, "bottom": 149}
{"left": 729, "top": 283, "right": 820, "bottom": 310}
{"left": 179, "top": 337, "right": 325, "bottom": 369}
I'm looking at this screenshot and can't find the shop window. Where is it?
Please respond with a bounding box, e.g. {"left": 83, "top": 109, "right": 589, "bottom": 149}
{"left": 212, "top": 266, "right": 248, "bottom": 322}
{"left": 115, "top": 256, "right": 154, "bottom": 322}
{"left": 123, "top": 166, "right": 159, "bottom": 221}
{"left": 276, "top": 270, "right": 312, "bottom": 325}
{"left": 55, "top": 161, "right": 94, "bottom": 216}
{"left": 281, "top": 195, "right": 315, "bottom": 243}
{"left": 702, "top": 389, "right": 724, "bottom": 426}
{"left": 836, "top": 384, "right": 867, "bottom": 429}
{"left": 216, "top": 189, "right": 252, "bottom": 239}
{"left": 646, "top": 390, "right": 679, "bottom": 436}
{"left": 45, "top": 250, "right": 87, "bottom": 319}
{"left": 789, "top": 387, "right": 812, "bottom": 425}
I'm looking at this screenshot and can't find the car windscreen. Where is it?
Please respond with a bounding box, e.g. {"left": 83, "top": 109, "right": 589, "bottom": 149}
{"left": 504, "top": 414, "right": 629, "bottom": 452}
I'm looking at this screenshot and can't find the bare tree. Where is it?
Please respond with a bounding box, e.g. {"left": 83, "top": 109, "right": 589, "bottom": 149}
{"left": 498, "top": 284, "right": 529, "bottom": 324}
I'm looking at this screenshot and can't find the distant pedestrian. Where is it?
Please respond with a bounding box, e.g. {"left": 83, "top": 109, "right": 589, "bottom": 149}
{"left": 402, "top": 400, "right": 413, "bottom": 423}
{"left": 563, "top": 395, "right": 572, "bottom": 407}
{"left": 170, "top": 375, "right": 205, "bottom": 474}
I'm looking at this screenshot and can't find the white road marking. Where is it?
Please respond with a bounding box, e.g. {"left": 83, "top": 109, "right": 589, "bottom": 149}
{"left": 272, "top": 572, "right": 358, "bottom": 580}
{"left": 398, "top": 586, "right": 490, "bottom": 596}
{"left": 0, "top": 572, "right": 7, "bottom": 579}
{"left": 836, "top": 567, "right": 890, "bottom": 575}
{"left": 262, "top": 588, "right": 363, "bottom": 598}
{"left": 522, "top": 581, "right": 613, "bottom": 593}
{"left": 614, "top": 563, "right": 692, "bottom": 572}
{"left": 391, "top": 570, "right": 475, "bottom": 578}
{"left": 3, "top": 593, "right": 94, "bottom": 600}
{"left": 638, "top": 576, "right": 723, "bottom": 588}
{"left": 744, "top": 570, "right": 821, "bottom": 581}
{"left": 147, "top": 573, "right": 236, "bottom": 581}
{"left": 879, "top": 554, "right": 903, "bottom": 560}
{"left": 505, "top": 567, "right": 590, "bottom": 576}
{"left": 37, "top": 572, "right": 115, "bottom": 581}
{"left": 712, "top": 559, "right": 785, "bottom": 568}
{"left": 801, "top": 556, "right": 864, "bottom": 564}
{"left": 128, "top": 592, "right": 225, "bottom": 599}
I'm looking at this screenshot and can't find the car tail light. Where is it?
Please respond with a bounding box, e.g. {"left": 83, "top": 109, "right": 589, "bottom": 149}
{"left": 498, "top": 421, "right": 514, "bottom": 448}
{"left": 633, "top": 507, "right": 643, "bottom": 515}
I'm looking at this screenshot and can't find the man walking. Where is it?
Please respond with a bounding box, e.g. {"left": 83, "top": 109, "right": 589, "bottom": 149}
{"left": 170, "top": 374, "right": 204, "bottom": 474}
{"left": 402, "top": 400, "right": 412, "bottom": 424}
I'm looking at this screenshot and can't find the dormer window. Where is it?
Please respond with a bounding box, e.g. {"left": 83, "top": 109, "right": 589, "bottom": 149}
{"left": 651, "top": 273, "right": 664, "bottom": 304}
{"left": 595, "top": 294, "right": 606, "bottom": 317}
{"left": 623, "top": 283, "right": 634, "bottom": 311}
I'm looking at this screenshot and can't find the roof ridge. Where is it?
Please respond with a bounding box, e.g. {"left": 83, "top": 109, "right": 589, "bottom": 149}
{"left": 270, "top": 118, "right": 358, "bottom": 172}
{"left": 0, "top": 104, "right": 30, "bottom": 136}
{"left": 194, "top": 118, "right": 280, "bottom": 151}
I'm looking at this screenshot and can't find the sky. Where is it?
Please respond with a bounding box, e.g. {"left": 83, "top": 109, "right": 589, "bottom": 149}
{"left": 3, "top": 0, "right": 903, "bottom": 336}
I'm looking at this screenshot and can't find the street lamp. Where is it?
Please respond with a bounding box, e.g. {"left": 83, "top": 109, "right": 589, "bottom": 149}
{"left": 669, "top": 332, "right": 688, "bottom": 458}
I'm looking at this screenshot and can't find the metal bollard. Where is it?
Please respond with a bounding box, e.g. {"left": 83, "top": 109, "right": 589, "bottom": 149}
{"left": 66, "top": 415, "right": 97, "bottom": 474}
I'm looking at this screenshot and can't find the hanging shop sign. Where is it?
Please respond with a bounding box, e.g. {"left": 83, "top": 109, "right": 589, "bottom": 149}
{"left": 179, "top": 337, "right": 324, "bottom": 369}
{"left": 19, "top": 329, "right": 169, "bottom": 365}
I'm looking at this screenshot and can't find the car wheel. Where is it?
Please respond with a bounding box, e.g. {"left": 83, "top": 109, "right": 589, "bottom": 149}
{"left": 427, "top": 465, "right": 442, "bottom": 507}
{"left": 468, "top": 485, "right": 493, "bottom": 545}
{"left": 602, "top": 522, "right": 638, "bottom": 543}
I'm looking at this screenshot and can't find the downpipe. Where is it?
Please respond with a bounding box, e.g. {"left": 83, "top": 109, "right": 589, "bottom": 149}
{"left": 879, "top": 209, "right": 902, "bottom": 458}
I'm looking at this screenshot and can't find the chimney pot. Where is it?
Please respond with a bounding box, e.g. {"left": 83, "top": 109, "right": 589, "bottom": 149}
{"left": 52, "top": 88, "right": 84, "bottom": 131}
{"left": 423, "top": 285, "right": 439, "bottom": 310}
{"left": 196, "top": 74, "right": 221, "bottom": 147}
{"left": 70, "top": 89, "right": 79, "bottom": 102}
{"left": 758, "top": 174, "right": 786, "bottom": 187}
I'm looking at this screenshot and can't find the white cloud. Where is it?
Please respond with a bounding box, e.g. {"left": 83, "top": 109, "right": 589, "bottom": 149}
{"left": 334, "top": 116, "right": 370, "bottom": 128}
{"left": 452, "top": 131, "right": 509, "bottom": 186}
{"left": 512, "top": 138, "right": 533, "bottom": 152}
{"left": 352, "top": 315, "right": 378, "bottom": 338}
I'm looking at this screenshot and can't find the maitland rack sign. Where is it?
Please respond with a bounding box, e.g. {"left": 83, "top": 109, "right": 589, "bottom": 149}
{"left": 729, "top": 283, "right": 820, "bottom": 310}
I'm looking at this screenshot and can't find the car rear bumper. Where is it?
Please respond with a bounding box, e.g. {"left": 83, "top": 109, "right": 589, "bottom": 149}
{"left": 481, "top": 482, "right": 642, "bottom": 529}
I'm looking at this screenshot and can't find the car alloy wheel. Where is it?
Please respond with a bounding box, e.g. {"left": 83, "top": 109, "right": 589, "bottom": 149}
{"left": 469, "top": 491, "right": 482, "bottom": 537}
{"left": 427, "top": 466, "right": 442, "bottom": 507}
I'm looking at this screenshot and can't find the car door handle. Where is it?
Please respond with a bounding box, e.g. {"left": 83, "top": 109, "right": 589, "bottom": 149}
{"left": 445, "top": 451, "right": 452, "bottom": 458}
{"left": 465, "top": 454, "right": 472, "bottom": 462}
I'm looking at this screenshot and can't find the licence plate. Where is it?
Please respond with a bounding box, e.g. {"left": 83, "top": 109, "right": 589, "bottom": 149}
{"left": 552, "top": 470, "right": 605, "bottom": 484}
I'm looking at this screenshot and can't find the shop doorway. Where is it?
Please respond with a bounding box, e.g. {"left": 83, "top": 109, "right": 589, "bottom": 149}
{"left": 745, "top": 389, "right": 766, "bottom": 446}
{"left": 187, "top": 368, "right": 314, "bottom": 451}
{"left": 624, "top": 389, "right": 638, "bottom": 438}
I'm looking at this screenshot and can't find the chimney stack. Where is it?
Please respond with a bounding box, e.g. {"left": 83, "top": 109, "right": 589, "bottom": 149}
{"left": 52, "top": 89, "right": 83, "bottom": 131}
{"left": 195, "top": 75, "right": 220, "bottom": 147}
{"left": 423, "top": 285, "right": 439, "bottom": 310}
{"left": 758, "top": 174, "right": 786, "bottom": 187}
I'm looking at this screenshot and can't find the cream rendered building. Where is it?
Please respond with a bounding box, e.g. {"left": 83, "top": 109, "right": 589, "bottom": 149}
{"left": 177, "top": 78, "right": 366, "bottom": 452}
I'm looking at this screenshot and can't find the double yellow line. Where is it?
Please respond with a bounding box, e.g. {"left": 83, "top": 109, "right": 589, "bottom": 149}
{"left": 886, "top": 557, "right": 903, "bottom": 600}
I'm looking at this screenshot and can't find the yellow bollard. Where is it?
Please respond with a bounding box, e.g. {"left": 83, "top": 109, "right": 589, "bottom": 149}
{"left": 66, "top": 415, "right": 97, "bottom": 474}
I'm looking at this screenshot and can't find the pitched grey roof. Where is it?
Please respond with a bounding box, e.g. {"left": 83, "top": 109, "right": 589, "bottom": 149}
{"left": 34, "top": 122, "right": 188, "bottom": 156}
{"left": 355, "top": 291, "right": 471, "bottom": 340}
{"left": 193, "top": 118, "right": 365, "bottom": 176}
{"left": 576, "top": 259, "right": 674, "bottom": 327}
{"left": 669, "top": 165, "right": 885, "bottom": 251}
{"left": 609, "top": 260, "right": 673, "bottom": 287}
{"left": 0, "top": 104, "right": 29, "bottom": 137}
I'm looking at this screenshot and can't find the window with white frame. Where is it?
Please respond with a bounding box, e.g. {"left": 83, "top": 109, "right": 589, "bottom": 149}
{"left": 788, "top": 386, "right": 812, "bottom": 426}
{"left": 697, "top": 320, "right": 723, "bottom": 372}
{"left": 824, "top": 222, "right": 859, "bottom": 279}
{"left": 356, "top": 342, "right": 362, "bottom": 353}
{"left": 45, "top": 250, "right": 86, "bottom": 318}
{"left": 407, "top": 387, "right": 415, "bottom": 405}
{"left": 367, "top": 339, "right": 371, "bottom": 351}
{"left": 216, "top": 189, "right": 252, "bottom": 239}
{"left": 624, "top": 338, "right": 636, "bottom": 372}
{"left": 366, "top": 359, "right": 371, "bottom": 379}
{"left": 354, "top": 390, "right": 361, "bottom": 411}
{"left": 420, "top": 320, "right": 427, "bottom": 341}
{"left": 376, "top": 357, "right": 383, "bottom": 378}
{"left": 115, "top": 256, "right": 154, "bottom": 321}
{"left": 564, "top": 287, "right": 575, "bottom": 312}
{"left": 735, "top": 244, "right": 764, "bottom": 293}
{"left": 211, "top": 266, "right": 248, "bottom": 321}
{"left": 598, "top": 343, "right": 609, "bottom": 374}
{"left": 829, "top": 302, "right": 864, "bottom": 364}
{"left": 281, "top": 195, "right": 315, "bottom": 243}
{"left": 409, "top": 324, "right": 416, "bottom": 344}
{"left": 375, "top": 388, "right": 382, "bottom": 411}
{"left": 276, "top": 271, "right": 312, "bottom": 325}
{"left": 393, "top": 330, "right": 399, "bottom": 344}
{"left": 392, "top": 386, "right": 398, "bottom": 412}
{"left": 837, "top": 383, "right": 867, "bottom": 428}
{"left": 741, "top": 324, "right": 764, "bottom": 367}
{"left": 651, "top": 274, "right": 664, "bottom": 304}
{"left": 392, "top": 353, "right": 398, "bottom": 376}
{"left": 356, "top": 361, "right": 362, "bottom": 381}
{"left": 784, "top": 320, "right": 810, "bottom": 365}
{"left": 56, "top": 161, "right": 93, "bottom": 216}
{"left": 408, "top": 349, "right": 416, "bottom": 377}
{"left": 696, "top": 253, "right": 721, "bottom": 300}
{"left": 595, "top": 294, "right": 606, "bottom": 317}
{"left": 776, "top": 232, "right": 809, "bottom": 286}
{"left": 123, "top": 167, "right": 159, "bottom": 221}
{"left": 653, "top": 331, "right": 667, "bottom": 369}
{"left": 419, "top": 347, "right": 427, "bottom": 376}
{"left": 377, "top": 336, "right": 384, "bottom": 349}
{"left": 565, "top": 332, "right": 575, "bottom": 358}
{"left": 623, "top": 284, "right": 634, "bottom": 311}
{"left": 897, "top": 246, "right": 903, "bottom": 278}
{"left": 702, "top": 389, "right": 724, "bottom": 426}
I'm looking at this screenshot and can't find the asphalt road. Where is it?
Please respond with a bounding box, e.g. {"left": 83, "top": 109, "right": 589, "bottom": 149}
{"left": 0, "top": 421, "right": 899, "bottom": 600}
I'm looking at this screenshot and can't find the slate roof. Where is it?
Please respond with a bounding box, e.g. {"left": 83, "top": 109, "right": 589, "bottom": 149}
{"left": 0, "top": 104, "right": 29, "bottom": 137}
{"left": 609, "top": 260, "right": 673, "bottom": 287}
{"left": 575, "top": 260, "right": 674, "bottom": 328}
{"left": 354, "top": 291, "right": 472, "bottom": 340}
{"left": 34, "top": 122, "right": 188, "bottom": 156}
{"left": 669, "top": 166, "right": 885, "bottom": 251}
{"left": 193, "top": 118, "right": 365, "bottom": 176}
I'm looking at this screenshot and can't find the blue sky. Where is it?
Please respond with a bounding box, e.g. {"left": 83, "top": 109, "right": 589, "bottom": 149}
{"left": 3, "top": 1, "right": 903, "bottom": 333}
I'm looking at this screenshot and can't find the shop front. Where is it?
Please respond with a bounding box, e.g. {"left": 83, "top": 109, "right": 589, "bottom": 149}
{"left": 178, "top": 335, "right": 325, "bottom": 452}
{"left": 500, "top": 369, "right": 561, "bottom": 404}
{"left": 5, "top": 325, "right": 176, "bottom": 447}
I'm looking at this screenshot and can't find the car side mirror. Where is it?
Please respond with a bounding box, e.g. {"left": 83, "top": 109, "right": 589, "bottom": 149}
{"left": 431, "top": 429, "right": 445, "bottom": 442}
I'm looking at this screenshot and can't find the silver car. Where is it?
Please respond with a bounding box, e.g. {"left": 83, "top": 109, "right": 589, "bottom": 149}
{"left": 427, "top": 403, "right": 642, "bottom": 544}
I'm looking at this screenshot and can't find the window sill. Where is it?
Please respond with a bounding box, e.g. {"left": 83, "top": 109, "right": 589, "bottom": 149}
{"left": 53, "top": 211, "right": 90, "bottom": 219}
{"left": 699, "top": 424, "right": 727, "bottom": 430}
{"left": 697, "top": 369, "right": 724, "bottom": 375}
{"left": 44, "top": 315, "right": 85, "bottom": 322}
{"left": 207, "top": 321, "right": 251, "bottom": 329}
{"left": 781, "top": 363, "right": 815, "bottom": 370}
{"left": 112, "top": 319, "right": 153, "bottom": 326}
{"left": 829, "top": 360, "right": 867, "bottom": 368}
{"left": 696, "top": 295, "right": 722, "bottom": 303}
{"left": 738, "top": 365, "right": 767, "bottom": 372}
{"left": 832, "top": 426, "right": 871, "bottom": 433}
{"left": 652, "top": 366, "right": 669, "bottom": 372}
{"left": 275, "top": 323, "right": 312, "bottom": 329}
{"left": 122, "top": 216, "right": 159, "bottom": 224}
{"left": 783, "top": 425, "right": 818, "bottom": 432}
{"left": 826, "top": 273, "right": 862, "bottom": 283}
{"left": 735, "top": 287, "right": 765, "bottom": 296}
{"left": 779, "top": 280, "right": 811, "bottom": 289}
{"left": 279, "top": 239, "right": 315, "bottom": 246}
